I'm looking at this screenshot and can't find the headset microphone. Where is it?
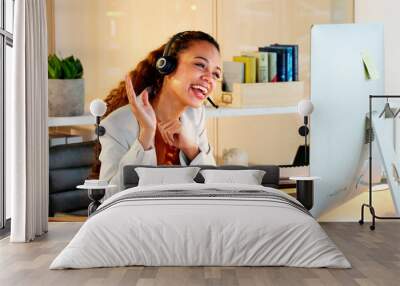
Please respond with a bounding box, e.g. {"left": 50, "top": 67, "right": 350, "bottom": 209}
{"left": 207, "top": 97, "right": 219, "bottom": 108}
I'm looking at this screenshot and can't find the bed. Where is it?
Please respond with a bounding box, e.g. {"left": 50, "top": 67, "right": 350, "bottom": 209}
{"left": 50, "top": 165, "right": 350, "bottom": 269}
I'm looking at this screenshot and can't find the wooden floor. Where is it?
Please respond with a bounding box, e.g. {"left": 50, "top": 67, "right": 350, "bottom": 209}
{"left": 0, "top": 222, "right": 399, "bottom": 286}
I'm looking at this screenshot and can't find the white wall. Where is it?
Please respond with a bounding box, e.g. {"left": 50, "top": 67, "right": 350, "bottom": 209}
{"left": 320, "top": 0, "right": 400, "bottom": 221}
{"left": 355, "top": 0, "right": 400, "bottom": 94}
{"left": 355, "top": 0, "right": 400, "bottom": 168}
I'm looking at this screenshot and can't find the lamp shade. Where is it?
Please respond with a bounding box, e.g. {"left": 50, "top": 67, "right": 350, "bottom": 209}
{"left": 297, "top": 99, "right": 314, "bottom": 116}
{"left": 90, "top": 99, "right": 107, "bottom": 117}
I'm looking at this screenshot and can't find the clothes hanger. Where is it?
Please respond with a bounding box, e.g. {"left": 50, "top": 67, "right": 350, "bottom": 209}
{"left": 379, "top": 98, "right": 396, "bottom": 118}
{"left": 394, "top": 107, "right": 400, "bottom": 117}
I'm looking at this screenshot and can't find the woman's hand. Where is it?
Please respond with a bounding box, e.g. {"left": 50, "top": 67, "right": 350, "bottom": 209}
{"left": 125, "top": 74, "right": 156, "bottom": 150}
{"left": 158, "top": 119, "right": 200, "bottom": 161}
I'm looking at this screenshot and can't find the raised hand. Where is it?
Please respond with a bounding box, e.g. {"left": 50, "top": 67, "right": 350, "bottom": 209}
{"left": 158, "top": 119, "right": 200, "bottom": 160}
{"left": 125, "top": 74, "right": 156, "bottom": 150}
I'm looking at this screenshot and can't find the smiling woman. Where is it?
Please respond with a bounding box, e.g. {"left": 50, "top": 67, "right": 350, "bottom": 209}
{"left": 96, "top": 31, "right": 220, "bottom": 198}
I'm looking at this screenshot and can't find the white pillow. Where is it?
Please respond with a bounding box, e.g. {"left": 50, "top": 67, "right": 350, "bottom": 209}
{"left": 135, "top": 167, "right": 201, "bottom": 186}
{"left": 200, "top": 169, "right": 266, "bottom": 185}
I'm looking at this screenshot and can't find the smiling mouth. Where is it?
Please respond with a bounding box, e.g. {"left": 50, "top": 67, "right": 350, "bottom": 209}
{"left": 190, "top": 84, "right": 208, "bottom": 100}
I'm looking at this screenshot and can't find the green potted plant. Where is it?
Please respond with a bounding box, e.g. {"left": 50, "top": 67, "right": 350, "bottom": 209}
{"left": 48, "top": 54, "right": 85, "bottom": 116}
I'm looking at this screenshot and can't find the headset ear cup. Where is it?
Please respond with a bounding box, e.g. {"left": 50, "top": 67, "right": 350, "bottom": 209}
{"left": 156, "top": 57, "right": 167, "bottom": 72}
{"left": 156, "top": 56, "right": 176, "bottom": 75}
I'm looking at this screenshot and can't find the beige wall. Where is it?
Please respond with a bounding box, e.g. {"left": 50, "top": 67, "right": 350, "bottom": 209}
{"left": 53, "top": 0, "right": 353, "bottom": 165}
{"left": 46, "top": 0, "right": 55, "bottom": 54}
{"left": 320, "top": 0, "right": 400, "bottom": 221}
{"left": 319, "top": 190, "right": 396, "bottom": 222}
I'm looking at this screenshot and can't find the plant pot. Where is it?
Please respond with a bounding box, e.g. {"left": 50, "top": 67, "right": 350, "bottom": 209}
{"left": 48, "top": 79, "right": 85, "bottom": 116}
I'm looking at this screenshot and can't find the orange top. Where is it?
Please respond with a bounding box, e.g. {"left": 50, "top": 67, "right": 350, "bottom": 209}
{"left": 154, "top": 126, "right": 180, "bottom": 165}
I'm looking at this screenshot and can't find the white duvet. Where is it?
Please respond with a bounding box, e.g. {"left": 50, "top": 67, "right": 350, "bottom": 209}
{"left": 50, "top": 183, "right": 351, "bottom": 269}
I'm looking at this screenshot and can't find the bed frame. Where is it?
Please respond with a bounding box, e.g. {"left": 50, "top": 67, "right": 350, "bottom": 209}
{"left": 122, "top": 165, "right": 280, "bottom": 190}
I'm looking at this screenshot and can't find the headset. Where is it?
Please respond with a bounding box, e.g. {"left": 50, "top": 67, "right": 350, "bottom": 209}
{"left": 155, "top": 32, "right": 219, "bottom": 108}
{"left": 155, "top": 32, "right": 183, "bottom": 75}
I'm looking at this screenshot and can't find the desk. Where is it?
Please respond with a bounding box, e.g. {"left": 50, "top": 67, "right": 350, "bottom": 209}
{"left": 48, "top": 106, "right": 298, "bottom": 127}
{"left": 205, "top": 106, "right": 297, "bottom": 118}
{"left": 48, "top": 113, "right": 95, "bottom": 127}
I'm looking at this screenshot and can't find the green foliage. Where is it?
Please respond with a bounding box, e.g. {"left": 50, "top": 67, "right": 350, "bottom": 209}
{"left": 48, "top": 54, "right": 84, "bottom": 79}
{"left": 48, "top": 54, "right": 62, "bottom": 79}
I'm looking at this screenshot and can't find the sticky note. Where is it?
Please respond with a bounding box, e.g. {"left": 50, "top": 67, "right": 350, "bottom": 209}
{"left": 361, "top": 51, "right": 380, "bottom": 80}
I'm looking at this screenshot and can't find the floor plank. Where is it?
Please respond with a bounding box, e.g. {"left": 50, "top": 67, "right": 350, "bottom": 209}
{"left": 0, "top": 222, "right": 399, "bottom": 286}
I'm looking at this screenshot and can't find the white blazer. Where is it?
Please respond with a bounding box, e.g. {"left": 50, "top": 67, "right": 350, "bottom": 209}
{"left": 99, "top": 96, "right": 216, "bottom": 198}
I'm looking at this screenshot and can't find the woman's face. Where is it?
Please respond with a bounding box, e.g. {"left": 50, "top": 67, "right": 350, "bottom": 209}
{"left": 165, "top": 40, "right": 222, "bottom": 108}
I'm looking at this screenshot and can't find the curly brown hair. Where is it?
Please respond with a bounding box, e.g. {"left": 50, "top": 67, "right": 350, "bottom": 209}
{"left": 103, "top": 31, "right": 219, "bottom": 118}
{"left": 102, "top": 46, "right": 164, "bottom": 118}
{"left": 90, "top": 31, "right": 220, "bottom": 179}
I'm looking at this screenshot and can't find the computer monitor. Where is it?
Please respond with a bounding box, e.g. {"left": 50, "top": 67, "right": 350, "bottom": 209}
{"left": 310, "top": 23, "right": 384, "bottom": 217}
